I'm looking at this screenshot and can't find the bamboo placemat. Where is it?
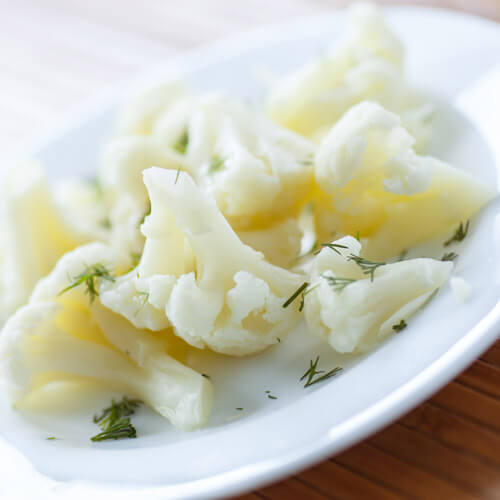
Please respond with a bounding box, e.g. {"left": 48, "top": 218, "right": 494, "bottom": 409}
{"left": 1, "top": 1, "right": 499, "bottom": 499}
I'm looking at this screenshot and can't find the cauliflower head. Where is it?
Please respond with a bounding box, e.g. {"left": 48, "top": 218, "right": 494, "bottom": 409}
{"left": 313, "top": 101, "right": 496, "bottom": 259}
{"left": 267, "top": 1, "right": 432, "bottom": 151}
{"left": 1, "top": 241, "right": 214, "bottom": 431}
{"left": 0, "top": 163, "right": 85, "bottom": 322}
{"left": 100, "top": 167, "right": 304, "bottom": 356}
{"left": 151, "top": 94, "right": 315, "bottom": 229}
{"left": 303, "top": 236, "right": 453, "bottom": 353}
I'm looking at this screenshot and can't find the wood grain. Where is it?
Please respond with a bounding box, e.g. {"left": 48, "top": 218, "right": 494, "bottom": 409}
{"left": 0, "top": 1, "right": 499, "bottom": 499}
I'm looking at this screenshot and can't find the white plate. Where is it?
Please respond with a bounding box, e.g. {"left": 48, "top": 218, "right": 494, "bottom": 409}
{"left": 1, "top": 6, "right": 500, "bottom": 500}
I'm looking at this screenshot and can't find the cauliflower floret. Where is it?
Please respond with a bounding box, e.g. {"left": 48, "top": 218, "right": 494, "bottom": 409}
{"left": 53, "top": 177, "right": 112, "bottom": 242}
{"left": 151, "top": 94, "right": 315, "bottom": 229}
{"left": 0, "top": 163, "right": 83, "bottom": 322}
{"left": 100, "top": 135, "right": 186, "bottom": 207}
{"left": 2, "top": 242, "right": 213, "bottom": 431}
{"left": 237, "top": 218, "right": 302, "bottom": 267}
{"left": 116, "top": 80, "right": 190, "bottom": 136}
{"left": 314, "top": 102, "right": 496, "bottom": 259}
{"left": 101, "top": 167, "right": 304, "bottom": 356}
{"left": 267, "top": 2, "right": 431, "bottom": 151}
{"left": 303, "top": 236, "right": 453, "bottom": 353}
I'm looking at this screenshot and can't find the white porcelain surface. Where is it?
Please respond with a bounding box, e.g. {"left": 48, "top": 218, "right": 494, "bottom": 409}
{"left": 1, "top": 6, "right": 499, "bottom": 500}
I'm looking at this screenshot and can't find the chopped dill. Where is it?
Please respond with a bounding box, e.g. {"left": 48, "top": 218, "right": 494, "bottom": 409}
{"left": 444, "top": 221, "right": 469, "bottom": 247}
{"left": 46, "top": 436, "right": 57, "bottom": 440}
{"left": 208, "top": 156, "right": 226, "bottom": 174}
{"left": 175, "top": 168, "right": 181, "bottom": 184}
{"left": 236, "top": 408, "right": 244, "bottom": 411}
{"left": 441, "top": 252, "right": 458, "bottom": 262}
{"left": 134, "top": 291, "right": 149, "bottom": 316}
{"left": 100, "top": 218, "right": 111, "bottom": 230}
{"left": 300, "top": 356, "right": 343, "bottom": 388}
{"left": 392, "top": 319, "right": 407, "bottom": 332}
{"left": 58, "top": 263, "right": 115, "bottom": 303}
{"left": 355, "top": 231, "right": 361, "bottom": 242}
{"left": 91, "top": 418, "right": 137, "bottom": 442}
{"left": 283, "top": 282, "right": 309, "bottom": 309}
{"left": 322, "top": 275, "right": 357, "bottom": 293}
{"left": 172, "top": 129, "right": 189, "bottom": 154}
{"left": 139, "top": 202, "right": 151, "bottom": 226}
{"left": 201, "top": 373, "right": 211, "bottom": 379}
{"left": 320, "top": 243, "right": 348, "bottom": 255}
{"left": 347, "top": 254, "right": 386, "bottom": 281}
{"left": 91, "top": 396, "right": 141, "bottom": 442}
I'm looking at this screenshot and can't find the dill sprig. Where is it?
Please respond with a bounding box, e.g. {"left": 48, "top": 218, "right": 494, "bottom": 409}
{"left": 347, "top": 254, "right": 386, "bottom": 281}
{"left": 300, "top": 356, "right": 343, "bottom": 388}
{"left": 139, "top": 202, "right": 151, "bottom": 226}
{"left": 392, "top": 319, "right": 407, "bottom": 332}
{"left": 265, "top": 390, "right": 278, "bottom": 400}
{"left": 444, "top": 221, "right": 469, "bottom": 247}
{"left": 320, "top": 243, "right": 348, "bottom": 255}
{"left": 172, "top": 129, "right": 189, "bottom": 154}
{"left": 208, "top": 156, "right": 226, "bottom": 174}
{"left": 323, "top": 275, "right": 357, "bottom": 293}
{"left": 91, "top": 418, "right": 137, "bottom": 442}
{"left": 58, "top": 263, "right": 115, "bottom": 303}
{"left": 134, "top": 291, "right": 149, "bottom": 316}
{"left": 283, "top": 282, "right": 309, "bottom": 309}
{"left": 91, "top": 396, "right": 141, "bottom": 442}
{"left": 441, "top": 252, "right": 458, "bottom": 262}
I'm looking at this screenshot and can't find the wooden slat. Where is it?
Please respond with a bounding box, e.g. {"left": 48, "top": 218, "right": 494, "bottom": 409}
{"left": 457, "top": 361, "right": 500, "bottom": 399}
{"left": 298, "top": 460, "right": 401, "bottom": 500}
{"left": 334, "top": 442, "right": 474, "bottom": 499}
{"left": 402, "top": 402, "right": 500, "bottom": 467}
{"left": 430, "top": 381, "right": 500, "bottom": 433}
{"left": 258, "top": 477, "right": 330, "bottom": 500}
{"left": 480, "top": 345, "right": 500, "bottom": 368}
{"left": 370, "top": 424, "right": 499, "bottom": 495}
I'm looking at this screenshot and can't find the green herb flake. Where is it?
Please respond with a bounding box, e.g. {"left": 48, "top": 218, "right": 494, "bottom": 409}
{"left": 58, "top": 263, "right": 115, "bottom": 304}
{"left": 283, "top": 282, "right": 309, "bottom": 309}
{"left": 139, "top": 202, "right": 151, "bottom": 226}
{"left": 322, "top": 275, "right": 357, "bottom": 293}
{"left": 347, "top": 254, "right": 386, "bottom": 281}
{"left": 202, "top": 373, "right": 211, "bottom": 379}
{"left": 320, "top": 243, "right": 348, "bottom": 255}
{"left": 172, "top": 129, "right": 189, "bottom": 154}
{"left": 444, "top": 221, "right": 470, "bottom": 247}
{"left": 208, "top": 156, "right": 226, "bottom": 174}
{"left": 441, "top": 252, "right": 458, "bottom": 262}
{"left": 392, "top": 319, "right": 407, "bottom": 332}
{"left": 46, "top": 436, "right": 57, "bottom": 440}
{"left": 134, "top": 291, "right": 149, "bottom": 316}
{"left": 236, "top": 407, "right": 244, "bottom": 411}
{"left": 91, "top": 396, "right": 141, "bottom": 442}
{"left": 300, "top": 356, "right": 343, "bottom": 388}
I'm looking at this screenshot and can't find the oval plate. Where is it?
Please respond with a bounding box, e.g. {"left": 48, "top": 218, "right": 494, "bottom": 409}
{"left": 1, "top": 6, "right": 499, "bottom": 500}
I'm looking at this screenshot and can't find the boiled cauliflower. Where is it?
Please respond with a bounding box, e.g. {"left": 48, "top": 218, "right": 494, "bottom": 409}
{"left": 151, "top": 94, "right": 316, "bottom": 229}
{"left": 0, "top": 163, "right": 83, "bottom": 322}
{"left": 313, "top": 101, "right": 496, "bottom": 259}
{"left": 267, "top": 2, "right": 432, "bottom": 151}
{"left": 303, "top": 236, "right": 453, "bottom": 353}
{"left": 100, "top": 167, "right": 304, "bottom": 356}
{"left": 0, "top": 242, "right": 213, "bottom": 431}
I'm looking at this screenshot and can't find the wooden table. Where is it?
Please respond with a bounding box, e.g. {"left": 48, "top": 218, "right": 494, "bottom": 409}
{"left": 1, "top": 1, "right": 499, "bottom": 498}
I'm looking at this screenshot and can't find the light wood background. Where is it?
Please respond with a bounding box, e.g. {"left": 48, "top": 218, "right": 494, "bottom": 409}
{"left": 1, "top": 1, "right": 499, "bottom": 499}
